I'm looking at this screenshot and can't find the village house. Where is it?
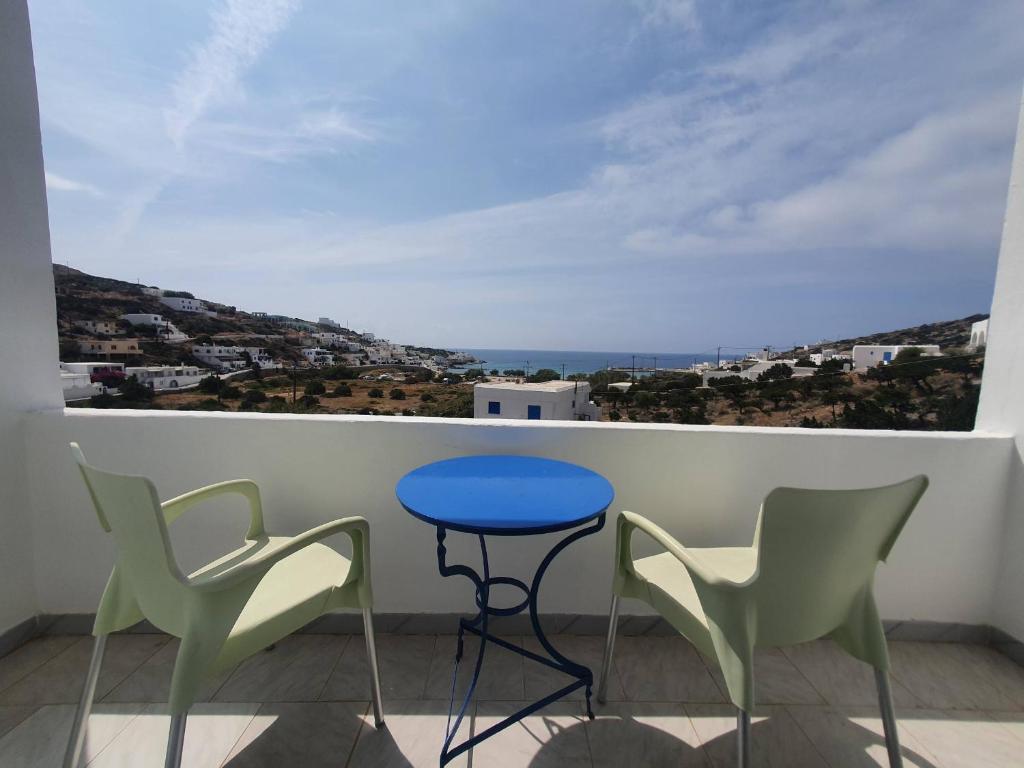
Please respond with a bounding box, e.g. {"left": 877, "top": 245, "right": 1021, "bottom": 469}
{"left": 72, "top": 319, "right": 122, "bottom": 336}
{"left": 852, "top": 344, "right": 941, "bottom": 371}
{"left": 125, "top": 365, "right": 204, "bottom": 391}
{"left": 77, "top": 338, "right": 140, "bottom": 358}
{"left": 120, "top": 313, "right": 189, "bottom": 343}
{"left": 473, "top": 380, "right": 601, "bottom": 421}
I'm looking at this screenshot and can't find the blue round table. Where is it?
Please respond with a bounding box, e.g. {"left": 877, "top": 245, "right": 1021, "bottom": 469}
{"left": 397, "top": 455, "right": 614, "bottom": 766}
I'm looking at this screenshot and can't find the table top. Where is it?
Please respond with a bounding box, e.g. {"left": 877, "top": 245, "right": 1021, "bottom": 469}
{"left": 396, "top": 455, "right": 614, "bottom": 535}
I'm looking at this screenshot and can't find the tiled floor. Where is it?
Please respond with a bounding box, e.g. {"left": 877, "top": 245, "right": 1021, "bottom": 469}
{"left": 1, "top": 632, "right": 1023, "bottom": 766}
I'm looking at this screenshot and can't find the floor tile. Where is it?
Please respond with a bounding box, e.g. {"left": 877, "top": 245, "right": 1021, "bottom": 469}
{"left": 0, "top": 636, "right": 80, "bottom": 694}
{"left": 0, "top": 635, "right": 169, "bottom": 706}
{"left": 898, "top": 709, "right": 1024, "bottom": 767}
{"left": 706, "top": 648, "right": 824, "bottom": 706}
{"left": 782, "top": 640, "right": 919, "bottom": 708}
{"left": 889, "top": 643, "right": 1024, "bottom": 711}
{"left": 214, "top": 635, "right": 346, "bottom": 703}
{"left": 785, "top": 705, "right": 941, "bottom": 767}
{"left": 614, "top": 636, "right": 724, "bottom": 703}
{"left": 347, "top": 699, "right": 469, "bottom": 767}
{"left": 588, "top": 702, "right": 710, "bottom": 767}
{"left": 471, "top": 700, "right": 592, "bottom": 768}
{"left": 0, "top": 703, "right": 144, "bottom": 767}
{"left": 222, "top": 701, "right": 367, "bottom": 767}
{"left": 424, "top": 634, "right": 525, "bottom": 701}
{"left": 320, "top": 634, "right": 434, "bottom": 701}
{"left": 88, "top": 702, "right": 258, "bottom": 768}
{"left": 523, "top": 635, "right": 625, "bottom": 703}
{"left": 686, "top": 704, "right": 827, "bottom": 767}
{"left": 102, "top": 638, "right": 237, "bottom": 704}
{"left": 0, "top": 706, "right": 37, "bottom": 741}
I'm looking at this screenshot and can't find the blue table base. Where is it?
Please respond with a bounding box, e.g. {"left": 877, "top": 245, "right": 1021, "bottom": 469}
{"left": 435, "top": 513, "right": 606, "bottom": 766}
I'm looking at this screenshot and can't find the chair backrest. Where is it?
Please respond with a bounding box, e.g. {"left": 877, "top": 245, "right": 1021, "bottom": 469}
{"left": 751, "top": 474, "right": 928, "bottom": 647}
{"left": 71, "top": 443, "right": 187, "bottom": 631}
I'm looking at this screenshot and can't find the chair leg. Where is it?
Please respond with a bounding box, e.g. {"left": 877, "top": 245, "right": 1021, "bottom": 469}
{"left": 736, "top": 709, "right": 751, "bottom": 768}
{"left": 597, "top": 595, "right": 620, "bottom": 704}
{"left": 875, "top": 668, "right": 903, "bottom": 768}
{"left": 363, "top": 607, "right": 385, "bottom": 728}
{"left": 63, "top": 634, "right": 107, "bottom": 768}
{"left": 164, "top": 712, "right": 187, "bottom": 768}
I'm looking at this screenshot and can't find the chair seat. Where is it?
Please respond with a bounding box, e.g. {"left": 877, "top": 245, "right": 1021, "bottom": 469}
{"left": 189, "top": 536, "right": 352, "bottom": 663}
{"left": 633, "top": 547, "right": 757, "bottom": 652}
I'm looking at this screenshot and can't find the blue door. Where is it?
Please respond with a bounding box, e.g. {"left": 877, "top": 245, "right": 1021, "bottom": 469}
{"left": 883, "top": 351, "right": 892, "bottom": 363}
{"left": 527, "top": 405, "right": 541, "bottom": 420}
{"left": 488, "top": 401, "right": 501, "bottom": 415}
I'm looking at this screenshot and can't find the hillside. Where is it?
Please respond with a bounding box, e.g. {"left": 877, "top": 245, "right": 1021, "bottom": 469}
{"left": 801, "top": 314, "right": 988, "bottom": 354}
{"left": 53, "top": 264, "right": 447, "bottom": 370}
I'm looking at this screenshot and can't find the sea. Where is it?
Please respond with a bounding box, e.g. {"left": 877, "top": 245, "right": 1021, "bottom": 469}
{"left": 447, "top": 349, "right": 720, "bottom": 376}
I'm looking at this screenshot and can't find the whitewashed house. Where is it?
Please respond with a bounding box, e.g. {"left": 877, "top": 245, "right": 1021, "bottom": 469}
{"left": 241, "top": 347, "right": 283, "bottom": 370}
{"left": 59, "top": 361, "right": 124, "bottom": 377}
{"left": 474, "top": 380, "right": 601, "bottom": 421}
{"left": 702, "top": 359, "right": 818, "bottom": 385}
{"left": 190, "top": 344, "right": 247, "bottom": 372}
{"left": 318, "top": 317, "right": 341, "bottom": 328}
{"left": 852, "top": 344, "right": 941, "bottom": 371}
{"left": 57, "top": 365, "right": 104, "bottom": 401}
{"left": 159, "top": 296, "right": 208, "bottom": 314}
{"left": 120, "top": 313, "right": 188, "bottom": 343}
{"left": 125, "top": 365, "right": 204, "bottom": 390}
{"left": 969, "top": 319, "right": 989, "bottom": 350}
{"left": 302, "top": 347, "right": 334, "bottom": 366}
{"left": 73, "top": 319, "right": 122, "bottom": 336}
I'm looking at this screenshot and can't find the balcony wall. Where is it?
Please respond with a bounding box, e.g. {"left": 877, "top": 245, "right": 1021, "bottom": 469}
{"left": 24, "top": 409, "right": 1014, "bottom": 625}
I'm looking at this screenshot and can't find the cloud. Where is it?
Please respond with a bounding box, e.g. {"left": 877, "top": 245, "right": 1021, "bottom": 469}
{"left": 44, "top": 171, "right": 103, "bottom": 197}
{"left": 164, "top": 0, "right": 302, "bottom": 150}
{"left": 633, "top": 0, "right": 700, "bottom": 33}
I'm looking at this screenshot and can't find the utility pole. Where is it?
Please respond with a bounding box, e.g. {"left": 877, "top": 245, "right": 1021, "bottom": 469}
{"left": 561, "top": 363, "right": 566, "bottom": 381}
{"left": 525, "top": 361, "right": 530, "bottom": 377}
{"left": 717, "top": 346, "right": 722, "bottom": 368}
{"left": 653, "top": 356, "right": 658, "bottom": 373}
{"left": 631, "top": 355, "right": 636, "bottom": 381}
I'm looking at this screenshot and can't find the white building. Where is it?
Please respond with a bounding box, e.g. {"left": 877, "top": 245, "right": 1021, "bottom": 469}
{"left": 125, "top": 365, "right": 204, "bottom": 391}
{"left": 190, "top": 344, "right": 247, "bottom": 372}
{"left": 57, "top": 364, "right": 105, "bottom": 401}
{"left": 852, "top": 344, "right": 941, "bottom": 371}
{"left": 120, "top": 313, "right": 188, "bottom": 343}
{"left": 318, "top": 317, "right": 341, "bottom": 328}
{"left": 59, "top": 361, "right": 124, "bottom": 377}
{"left": 474, "top": 380, "right": 601, "bottom": 421}
{"left": 969, "top": 319, "right": 989, "bottom": 350}
{"left": 241, "top": 347, "right": 283, "bottom": 370}
{"left": 140, "top": 286, "right": 163, "bottom": 297}
{"left": 302, "top": 347, "right": 334, "bottom": 366}
{"left": 159, "top": 296, "right": 212, "bottom": 315}
{"left": 73, "top": 319, "right": 122, "bottom": 336}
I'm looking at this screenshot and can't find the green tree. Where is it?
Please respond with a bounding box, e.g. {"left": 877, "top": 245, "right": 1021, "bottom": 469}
{"left": 241, "top": 389, "right": 267, "bottom": 406}
{"left": 420, "top": 392, "right": 435, "bottom": 402}
{"left": 756, "top": 363, "right": 793, "bottom": 383}
{"left": 368, "top": 388, "right": 384, "bottom": 398}
{"left": 795, "top": 357, "right": 817, "bottom": 367}
{"left": 527, "top": 368, "right": 561, "bottom": 383}
{"left": 333, "top": 383, "right": 352, "bottom": 396}
{"left": 198, "top": 374, "right": 223, "bottom": 395}
{"left": 119, "top": 375, "right": 154, "bottom": 402}
{"left": 304, "top": 380, "right": 326, "bottom": 395}
{"left": 390, "top": 388, "right": 406, "bottom": 400}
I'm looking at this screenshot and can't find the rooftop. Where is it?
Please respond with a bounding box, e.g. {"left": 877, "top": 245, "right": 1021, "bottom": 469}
{"left": 475, "top": 380, "right": 586, "bottom": 392}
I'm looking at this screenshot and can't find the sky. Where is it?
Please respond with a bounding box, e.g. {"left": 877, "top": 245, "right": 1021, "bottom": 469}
{"left": 29, "top": 0, "right": 1024, "bottom": 352}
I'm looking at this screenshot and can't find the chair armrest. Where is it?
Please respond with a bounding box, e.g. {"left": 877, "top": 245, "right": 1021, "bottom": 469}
{"left": 161, "top": 479, "right": 265, "bottom": 539}
{"left": 190, "top": 516, "right": 370, "bottom": 593}
{"left": 617, "top": 511, "right": 755, "bottom": 590}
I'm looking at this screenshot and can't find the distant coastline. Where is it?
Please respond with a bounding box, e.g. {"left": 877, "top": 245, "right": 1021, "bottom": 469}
{"left": 447, "top": 348, "right": 720, "bottom": 376}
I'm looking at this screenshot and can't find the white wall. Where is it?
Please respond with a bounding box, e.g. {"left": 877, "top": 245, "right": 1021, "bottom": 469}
{"left": 25, "top": 410, "right": 1012, "bottom": 623}
{"left": 0, "top": 0, "right": 62, "bottom": 633}
{"left": 977, "top": 89, "right": 1024, "bottom": 640}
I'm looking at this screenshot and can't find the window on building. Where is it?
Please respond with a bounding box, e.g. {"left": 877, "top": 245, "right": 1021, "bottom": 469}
{"left": 528, "top": 405, "right": 541, "bottom": 420}
{"left": 488, "top": 401, "right": 501, "bottom": 415}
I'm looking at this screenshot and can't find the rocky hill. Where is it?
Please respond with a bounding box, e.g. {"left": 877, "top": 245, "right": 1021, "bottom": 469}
{"left": 802, "top": 313, "right": 988, "bottom": 354}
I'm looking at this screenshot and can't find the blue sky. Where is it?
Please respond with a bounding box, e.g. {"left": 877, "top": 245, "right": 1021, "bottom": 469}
{"left": 30, "top": 0, "right": 1024, "bottom": 351}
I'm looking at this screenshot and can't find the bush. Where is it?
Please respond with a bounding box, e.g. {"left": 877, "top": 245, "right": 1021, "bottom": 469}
{"left": 298, "top": 395, "right": 320, "bottom": 408}
{"left": 420, "top": 392, "right": 435, "bottom": 402}
{"left": 609, "top": 410, "right": 622, "bottom": 421}
{"left": 119, "top": 375, "right": 154, "bottom": 402}
{"left": 242, "top": 389, "right": 267, "bottom": 405}
{"left": 333, "top": 383, "right": 352, "bottom": 396}
{"left": 198, "top": 374, "right": 223, "bottom": 395}
{"left": 526, "top": 368, "right": 560, "bottom": 383}
{"left": 304, "top": 380, "right": 326, "bottom": 396}
{"left": 219, "top": 385, "right": 242, "bottom": 400}
{"left": 389, "top": 388, "right": 406, "bottom": 400}
{"left": 367, "top": 388, "right": 384, "bottom": 398}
